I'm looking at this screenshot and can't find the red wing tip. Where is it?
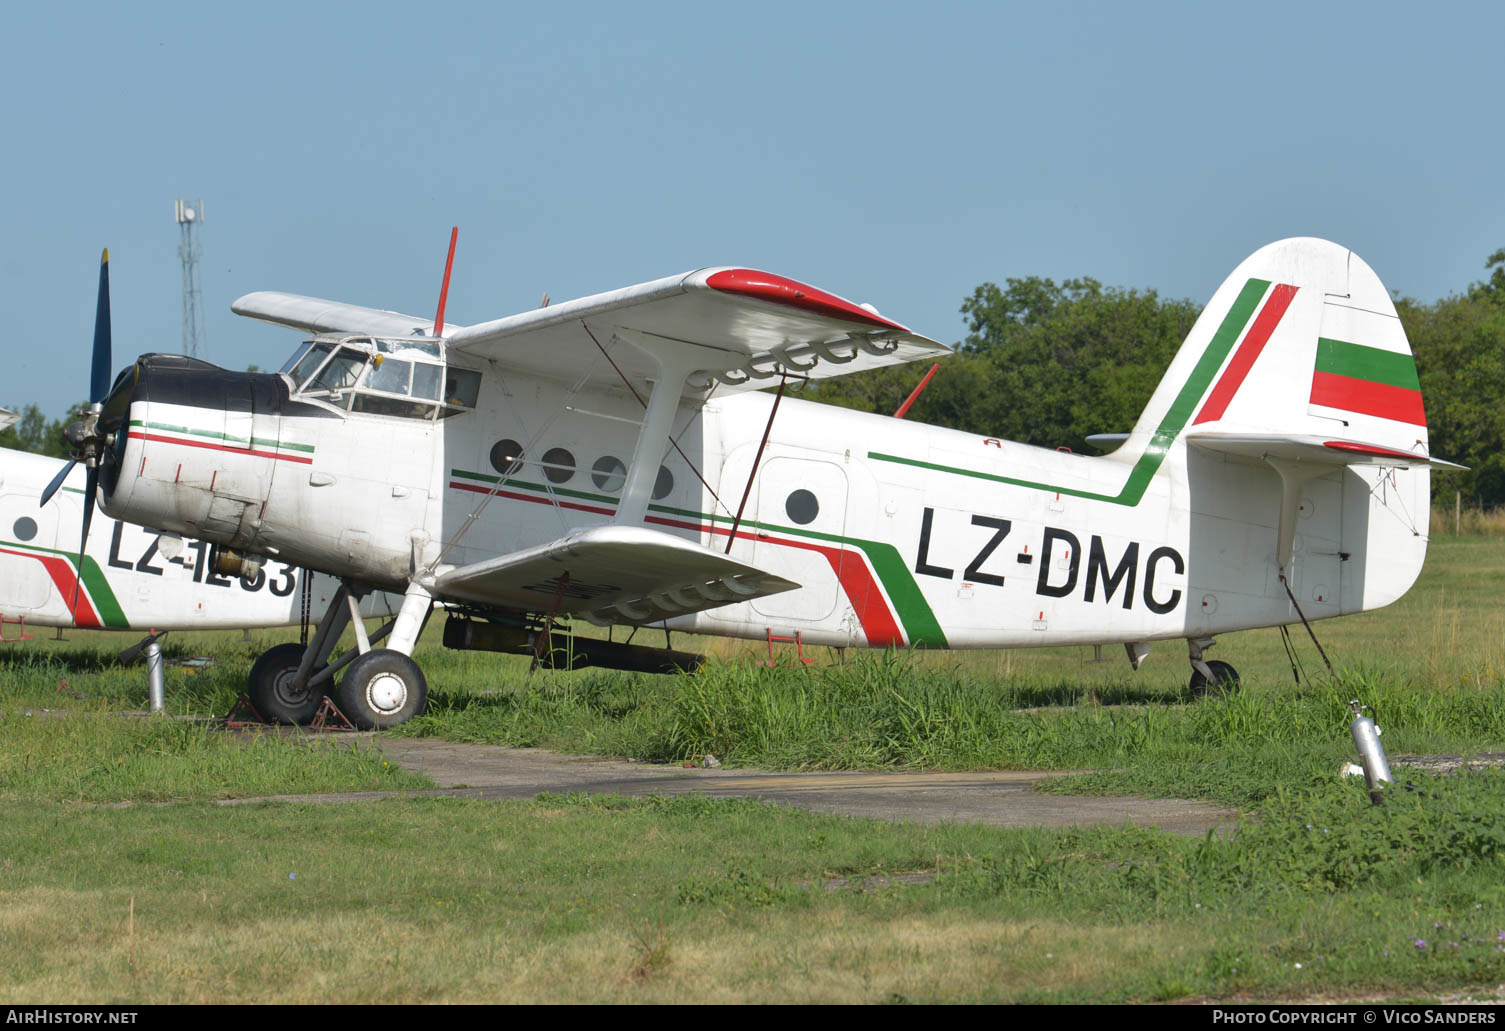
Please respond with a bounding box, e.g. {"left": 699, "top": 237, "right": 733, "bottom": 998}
{"left": 705, "top": 269, "right": 907, "bottom": 332}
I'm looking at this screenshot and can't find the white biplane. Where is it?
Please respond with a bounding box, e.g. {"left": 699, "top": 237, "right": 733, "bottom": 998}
{"left": 45, "top": 237, "right": 1452, "bottom": 727}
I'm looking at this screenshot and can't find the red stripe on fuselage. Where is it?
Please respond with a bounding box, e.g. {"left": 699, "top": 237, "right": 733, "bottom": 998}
{"left": 1193, "top": 283, "right": 1299, "bottom": 425}
{"left": 0, "top": 547, "right": 101, "bottom": 627}
{"left": 645, "top": 514, "right": 906, "bottom": 648}
{"left": 445, "top": 480, "right": 905, "bottom": 647}
{"left": 127, "top": 431, "right": 314, "bottom": 464}
{"left": 448, "top": 480, "right": 618, "bottom": 516}
{"left": 1309, "top": 372, "right": 1426, "bottom": 426}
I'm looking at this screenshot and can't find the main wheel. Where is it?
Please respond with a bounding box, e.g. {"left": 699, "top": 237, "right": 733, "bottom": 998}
{"left": 1190, "top": 659, "right": 1240, "bottom": 698}
{"left": 334, "top": 649, "right": 428, "bottom": 730}
{"left": 247, "top": 642, "right": 323, "bottom": 725}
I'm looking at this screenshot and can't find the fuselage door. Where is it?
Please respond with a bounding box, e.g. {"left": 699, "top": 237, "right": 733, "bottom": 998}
{"left": 751, "top": 456, "right": 849, "bottom": 623}
{"left": 0, "top": 492, "right": 61, "bottom": 612}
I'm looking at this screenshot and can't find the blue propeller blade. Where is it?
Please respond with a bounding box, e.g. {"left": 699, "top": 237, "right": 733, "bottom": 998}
{"left": 91, "top": 249, "right": 112, "bottom": 404}
{"left": 38, "top": 459, "right": 76, "bottom": 507}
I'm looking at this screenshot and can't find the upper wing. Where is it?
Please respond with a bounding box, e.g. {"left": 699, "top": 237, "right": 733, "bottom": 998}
{"left": 0, "top": 408, "right": 17, "bottom": 433}
{"left": 433, "top": 524, "right": 798, "bottom": 626}
{"left": 446, "top": 267, "right": 949, "bottom": 396}
{"left": 233, "top": 268, "right": 949, "bottom": 397}
{"left": 231, "top": 292, "right": 436, "bottom": 339}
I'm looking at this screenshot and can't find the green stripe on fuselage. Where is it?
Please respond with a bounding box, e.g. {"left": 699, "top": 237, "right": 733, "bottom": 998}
{"left": 129, "top": 419, "right": 315, "bottom": 453}
{"left": 449, "top": 469, "right": 949, "bottom": 647}
{"left": 0, "top": 539, "right": 129, "bottom": 628}
{"left": 870, "top": 277, "right": 1272, "bottom": 506}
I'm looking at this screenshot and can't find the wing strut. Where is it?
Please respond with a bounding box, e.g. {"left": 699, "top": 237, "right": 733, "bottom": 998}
{"left": 604, "top": 327, "right": 739, "bottom": 527}
{"left": 893, "top": 363, "right": 940, "bottom": 418}
{"left": 580, "top": 321, "right": 732, "bottom": 521}
{"left": 725, "top": 374, "right": 787, "bottom": 554}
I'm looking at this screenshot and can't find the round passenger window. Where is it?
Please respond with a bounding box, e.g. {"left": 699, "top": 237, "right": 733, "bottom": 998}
{"left": 12, "top": 516, "right": 37, "bottom": 542}
{"left": 652, "top": 466, "right": 673, "bottom": 500}
{"left": 541, "top": 447, "right": 576, "bottom": 484}
{"left": 489, "top": 439, "right": 525, "bottom": 477}
{"left": 785, "top": 489, "right": 819, "bottom": 525}
{"left": 591, "top": 456, "right": 626, "bottom": 493}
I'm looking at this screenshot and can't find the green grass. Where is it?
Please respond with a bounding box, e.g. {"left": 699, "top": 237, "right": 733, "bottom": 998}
{"left": 4, "top": 535, "right": 1505, "bottom": 1001}
{"left": 4, "top": 778, "right": 1505, "bottom": 1003}
{"left": 0, "top": 710, "right": 430, "bottom": 802}
{"left": 4, "top": 536, "right": 1505, "bottom": 807}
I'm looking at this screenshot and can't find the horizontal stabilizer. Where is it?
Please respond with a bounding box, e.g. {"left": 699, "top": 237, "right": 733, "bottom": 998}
{"left": 1186, "top": 431, "right": 1464, "bottom": 471}
{"left": 1084, "top": 432, "right": 1128, "bottom": 451}
{"left": 231, "top": 292, "right": 435, "bottom": 339}
{"left": 433, "top": 525, "right": 799, "bottom": 625}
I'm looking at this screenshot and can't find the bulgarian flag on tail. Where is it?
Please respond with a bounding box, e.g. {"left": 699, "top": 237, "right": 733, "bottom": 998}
{"left": 1308, "top": 337, "right": 1425, "bottom": 427}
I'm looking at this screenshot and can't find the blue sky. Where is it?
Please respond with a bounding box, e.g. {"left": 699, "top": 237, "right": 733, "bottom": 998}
{"left": 3, "top": 1, "right": 1500, "bottom": 416}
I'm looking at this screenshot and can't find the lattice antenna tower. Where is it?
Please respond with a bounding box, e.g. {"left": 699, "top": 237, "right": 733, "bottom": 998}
{"left": 174, "top": 199, "right": 208, "bottom": 359}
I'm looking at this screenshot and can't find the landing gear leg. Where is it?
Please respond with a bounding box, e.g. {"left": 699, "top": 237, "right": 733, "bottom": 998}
{"left": 245, "top": 582, "right": 353, "bottom": 724}
{"left": 1187, "top": 637, "right": 1239, "bottom": 698}
{"left": 334, "top": 581, "right": 434, "bottom": 730}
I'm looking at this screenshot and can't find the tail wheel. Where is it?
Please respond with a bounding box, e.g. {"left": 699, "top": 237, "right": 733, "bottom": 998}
{"left": 248, "top": 642, "right": 323, "bottom": 725}
{"left": 335, "top": 649, "right": 428, "bottom": 730}
{"left": 1190, "top": 660, "right": 1240, "bottom": 699}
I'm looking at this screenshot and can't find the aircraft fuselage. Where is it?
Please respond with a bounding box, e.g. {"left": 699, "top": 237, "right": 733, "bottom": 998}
{"left": 98, "top": 352, "right": 1429, "bottom": 651}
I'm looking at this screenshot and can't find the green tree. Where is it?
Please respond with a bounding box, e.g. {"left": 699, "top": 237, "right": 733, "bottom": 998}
{"left": 1402, "top": 291, "right": 1505, "bottom": 504}
{"left": 0, "top": 403, "right": 72, "bottom": 458}
{"left": 1471, "top": 248, "right": 1505, "bottom": 304}
{"left": 958, "top": 276, "right": 1200, "bottom": 450}
{"left": 801, "top": 275, "right": 1199, "bottom": 451}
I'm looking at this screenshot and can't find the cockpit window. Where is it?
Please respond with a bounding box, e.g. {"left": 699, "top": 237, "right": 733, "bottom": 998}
{"left": 287, "top": 336, "right": 481, "bottom": 421}
{"left": 445, "top": 368, "right": 482, "bottom": 409}
{"left": 412, "top": 363, "right": 442, "bottom": 402}
{"left": 306, "top": 346, "right": 369, "bottom": 396}
{"left": 287, "top": 342, "right": 335, "bottom": 388}
{"left": 351, "top": 356, "right": 435, "bottom": 419}
{"left": 366, "top": 357, "right": 413, "bottom": 395}
{"left": 279, "top": 341, "right": 315, "bottom": 378}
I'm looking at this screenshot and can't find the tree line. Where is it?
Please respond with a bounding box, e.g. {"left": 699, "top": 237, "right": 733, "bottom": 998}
{"left": 5, "top": 249, "right": 1503, "bottom": 502}
{"left": 803, "top": 248, "right": 1505, "bottom": 506}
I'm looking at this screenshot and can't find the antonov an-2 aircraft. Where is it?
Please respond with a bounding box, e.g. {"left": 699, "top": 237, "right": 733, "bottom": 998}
{"left": 45, "top": 236, "right": 1450, "bottom": 728}
{"left": 2, "top": 446, "right": 396, "bottom": 637}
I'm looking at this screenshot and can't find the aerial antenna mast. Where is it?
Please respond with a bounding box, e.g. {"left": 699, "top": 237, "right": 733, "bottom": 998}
{"left": 174, "top": 199, "right": 208, "bottom": 359}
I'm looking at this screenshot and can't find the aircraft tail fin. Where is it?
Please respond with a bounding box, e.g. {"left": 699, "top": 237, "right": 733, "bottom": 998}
{"left": 1127, "top": 237, "right": 1445, "bottom": 615}
{"left": 1127, "top": 237, "right": 1432, "bottom": 462}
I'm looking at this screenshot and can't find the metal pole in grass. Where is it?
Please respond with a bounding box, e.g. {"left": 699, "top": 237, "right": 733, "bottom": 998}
{"left": 1349, "top": 700, "right": 1392, "bottom": 805}
{"left": 145, "top": 639, "right": 165, "bottom": 713}
{"left": 1456, "top": 491, "right": 1461, "bottom": 536}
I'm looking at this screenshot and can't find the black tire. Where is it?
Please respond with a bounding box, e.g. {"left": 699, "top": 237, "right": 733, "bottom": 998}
{"left": 247, "top": 642, "right": 323, "bottom": 725}
{"left": 1190, "top": 660, "right": 1240, "bottom": 699}
{"left": 334, "top": 649, "right": 428, "bottom": 730}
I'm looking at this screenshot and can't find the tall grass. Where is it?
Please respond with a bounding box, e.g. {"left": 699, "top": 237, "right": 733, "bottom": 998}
{"left": 5, "top": 537, "right": 1505, "bottom": 807}
{"left": 1431, "top": 501, "right": 1505, "bottom": 537}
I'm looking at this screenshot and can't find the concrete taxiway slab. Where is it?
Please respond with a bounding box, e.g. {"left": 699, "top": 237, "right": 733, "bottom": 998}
{"left": 219, "top": 735, "right": 1239, "bottom": 836}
